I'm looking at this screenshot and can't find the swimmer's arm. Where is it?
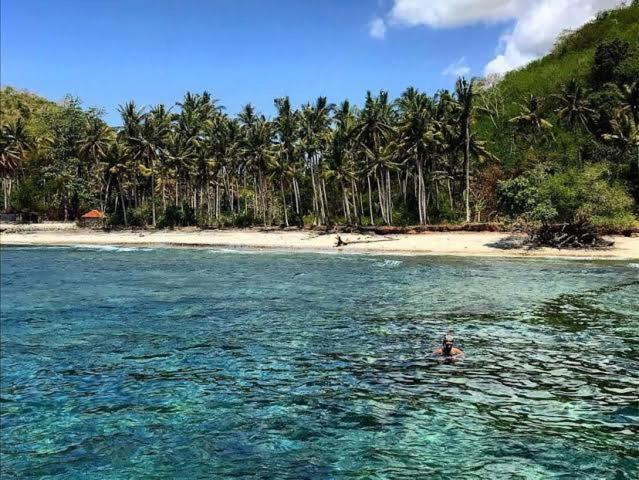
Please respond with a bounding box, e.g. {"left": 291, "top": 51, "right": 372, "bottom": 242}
{"left": 434, "top": 348, "right": 443, "bottom": 354}
{"left": 452, "top": 347, "right": 464, "bottom": 355}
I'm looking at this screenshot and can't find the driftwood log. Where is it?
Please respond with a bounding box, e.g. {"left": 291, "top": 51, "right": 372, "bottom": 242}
{"left": 527, "top": 223, "right": 614, "bottom": 249}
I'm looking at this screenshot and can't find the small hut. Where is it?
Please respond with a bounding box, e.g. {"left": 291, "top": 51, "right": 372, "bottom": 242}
{"left": 79, "top": 209, "right": 106, "bottom": 229}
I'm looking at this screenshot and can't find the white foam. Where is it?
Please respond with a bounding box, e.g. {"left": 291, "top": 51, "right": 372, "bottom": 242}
{"left": 375, "top": 259, "right": 403, "bottom": 268}
{"left": 210, "top": 248, "right": 262, "bottom": 254}
{"left": 2, "top": 245, "right": 70, "bottom": 250}
{"left": 629, "top": 263, "right": 639, "bottom": 269}
{"left": 72, "top": 245, "right": 153, "bottom": 252}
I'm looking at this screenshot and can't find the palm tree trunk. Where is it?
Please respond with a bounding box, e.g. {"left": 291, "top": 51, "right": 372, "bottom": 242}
{"left": 367, "top": 175, "right": 374, "bottom": 226}
{"left": 341, "top": 181, "right": 350, "bottom": 224}
{"left": 120, "top": 183, "right": 128, "bottom": 227}
{"left": 420, "top": 168, "right": 428, "bottom": 224}
{"left": 357, "top": 181, "right": 364, "bottom": 224}
{"left": 321, "top": 177, "right": 329, "bottom": 225}
{"left": 199, "top": 187, "right": 204, "bottom": 221}
{"left": 280, "top": 178, "right": 289, "bottom": 227}
{"left": 448, "top": 178, "right": 454, "bottom": 211}
{"left": 207, "top": 184, "right": 213, "bottom": 224}
{"left": 253, "top": 176, "right": 258, "bottom": 219}
{"left": 292, "top": 177, "right": 300, "bottom": 215}
{"left": 351, "top": 179, "right": 359, "bottom": 225}
{"left": 376, "top": 172, "right": 386, "bottom": 224}
{"left": 151, "top": 167, "right": 156, "bottom": 227}
{"left": 310, "top": 167, "right": 319, "bottom": 225}
{"left": 386, "top": 169, "right": 393, "bottom": 224}
{"left": 464, "top": 119, "right": 471, "bottom": 223}
{"left": 162, "top": 182, "right": 166, "bottom": 212}
{"left": 175, "top": 168, "right": 180, "bottom": 207}
{"left": 215, "top": 182, "right": 220, "bottom": 220}
{"left": 318, "top": 174, "right": 326, "bottom": 225}
{"left": 2, "top": 178, "right": 7, "bottom": 210}
{"left": 64, "top": 192, "right": 69, "bottom": 222}
{"left": 102, "top": 174, "right": 112, "bottom": 214}
{"left": 416, "top": 162, "right": 424, "bottom": 225}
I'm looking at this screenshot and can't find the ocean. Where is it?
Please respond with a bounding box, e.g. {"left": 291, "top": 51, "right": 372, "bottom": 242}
{"left": 1, "top": 246, "right": 638, "bottom": 478}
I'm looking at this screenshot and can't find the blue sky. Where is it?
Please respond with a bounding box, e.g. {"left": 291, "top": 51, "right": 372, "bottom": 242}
{"left": 1, "top": 0, "right": 616, "bottom": 125}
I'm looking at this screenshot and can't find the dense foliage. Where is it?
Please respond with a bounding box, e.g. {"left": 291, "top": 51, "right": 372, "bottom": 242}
{"left": 1, "top": 3, "right": 637, "bottom": 230}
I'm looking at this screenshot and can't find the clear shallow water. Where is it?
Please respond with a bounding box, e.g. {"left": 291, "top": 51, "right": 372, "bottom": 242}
{"left": 1, "top": 246, "right": 638, "bottom": 479}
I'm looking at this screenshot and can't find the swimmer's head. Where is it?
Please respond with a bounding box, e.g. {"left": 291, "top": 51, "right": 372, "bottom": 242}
{"left": 442, "top": 331, "right": 454, "bottom": 355}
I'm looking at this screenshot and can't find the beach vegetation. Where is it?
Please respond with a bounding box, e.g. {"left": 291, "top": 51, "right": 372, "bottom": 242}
{"left": 1, "top": 2, "right": 637, "bottom": 231}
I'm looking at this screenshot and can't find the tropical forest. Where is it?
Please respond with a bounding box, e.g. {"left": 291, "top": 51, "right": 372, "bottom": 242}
{"left": 1, "top": 3, "right": 638, "bottom": 234}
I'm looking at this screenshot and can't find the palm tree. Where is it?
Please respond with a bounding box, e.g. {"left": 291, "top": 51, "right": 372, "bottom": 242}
{"left": 618, "top": 81, "right": 639, "bottom": 124}
{"left": 510, "top": 94, "right": 554, "bottom": 138}
{"left": 0, "top": 118, "right": 32, "bottom": 209}
{"left": 454, "top": 77, "right": 475, "bottom": 223}
{"left": 355, "top": 91, "right": 396, "bottom": 224}
{"left": 299, "top": 97, "right": 333, "bottom": 225}
{"left": 203, "top": 114, "right": 239, "bottom": 223}
{"left": 327, "top": 100, "right": 359, "bottom": 225}
{"left": 118, "top": 101, "right": 144, "bottom": 139}
{"left": 107, "top": 138, "right": 131, "bottom": 225}
{"left": 273, "top": 97, "right": 299, "bottom": 226}
{"left": 0, "top": 131, "right": 22, "bottom": 179}
{"left": 603, "top": 112, "right": 639, "bottom": 170}
{"left": 554, "top": 79, "right": 595, "bottom": 131}
{"left": 77, "top": 117, "right": 114, "bottom": 212}
{"left": 239, "top": 105, "right": 274, "bottom": 224}
{"left": 118, "top": 101, "right": 145, "bottom": 209}
{"left": 396, "top": 87, "right": 442, "bottom": 224}
{"left": 128, "top": 105, "right": 170, "bottom": 226}
{"left": 78, "top": 118, "right": 113, "bottom": 164}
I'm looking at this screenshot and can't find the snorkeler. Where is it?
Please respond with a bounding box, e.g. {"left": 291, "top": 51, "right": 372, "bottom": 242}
{"left": 434, "top": 330, "right": 464, "bottom": 357}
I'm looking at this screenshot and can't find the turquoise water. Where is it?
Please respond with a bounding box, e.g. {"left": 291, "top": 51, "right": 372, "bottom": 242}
{"left": 1, "top": 246, "right": 638, "bottom": 479}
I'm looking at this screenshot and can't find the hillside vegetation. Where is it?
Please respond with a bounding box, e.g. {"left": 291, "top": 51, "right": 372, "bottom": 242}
{"left": 1, "top": 2, "right": 637, "bottom": 233}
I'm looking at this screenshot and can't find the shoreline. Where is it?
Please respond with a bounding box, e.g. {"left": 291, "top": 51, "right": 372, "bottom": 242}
{"left": 2, "top": 223, "right": 638, "bottom": 259}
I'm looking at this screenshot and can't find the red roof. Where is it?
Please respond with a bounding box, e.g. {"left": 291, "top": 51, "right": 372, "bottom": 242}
{"left": 81, "top": 209, "right": 105, "bottom": 219}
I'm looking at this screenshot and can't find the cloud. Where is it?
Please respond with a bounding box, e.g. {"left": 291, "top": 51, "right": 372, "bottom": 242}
{"left": 369, "top": 17, "right": 387, "bottom": 39}
{"left": 390, "top": 0, "right": 525, "bottom": 28}
{"left": 442, "top": 57, "right": 471, "bottom": 77}
{"left": 484, "top": 0, "right": 624, "bottom": 75}
{"left": 381, "top": 0, "right": 625, "bottom": 75}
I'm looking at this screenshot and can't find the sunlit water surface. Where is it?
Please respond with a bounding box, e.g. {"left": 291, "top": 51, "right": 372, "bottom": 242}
{"left": 1, "top": 246, "right": 638, "bottom": 479}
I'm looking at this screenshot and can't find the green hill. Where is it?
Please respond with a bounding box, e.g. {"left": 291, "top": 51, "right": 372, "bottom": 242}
{"left": 476, "top": 2, "right": 638, "bottom": 185}
{"left": 498, "top": 3, "right": 639, "bottom": 105}
{"left": 0, "top": 86, "right": 66, "bottom": 141}
{"left": 1, "top": 86, "right": 60, "bottom": 122}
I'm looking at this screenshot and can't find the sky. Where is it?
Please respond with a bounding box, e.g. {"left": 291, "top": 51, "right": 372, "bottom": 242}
{"left": 1, "top": 0, "right": 625, "bottom": 125}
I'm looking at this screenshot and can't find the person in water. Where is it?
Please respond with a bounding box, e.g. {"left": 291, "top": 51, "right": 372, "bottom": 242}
{"left": 434, "top": 331, "right": 464, "bottom": 356}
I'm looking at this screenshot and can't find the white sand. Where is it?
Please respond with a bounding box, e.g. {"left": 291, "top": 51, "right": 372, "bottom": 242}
{"left": 2, "top": 222, "right": 638, "bottom": 259}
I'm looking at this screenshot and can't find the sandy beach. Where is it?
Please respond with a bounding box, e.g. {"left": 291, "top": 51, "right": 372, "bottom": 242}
{"left": 1, "top": 222, "right": 638, "bottom": 259}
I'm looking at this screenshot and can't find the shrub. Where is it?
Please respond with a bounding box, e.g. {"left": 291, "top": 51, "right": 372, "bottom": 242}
{"left": 127, "top": 206, "right": 150, "bottom": 227}
{"left": 498, "top": 163, "right": 635, "bottom": 229}
{"left": 10, "top": 179, "right": 45, "bottom": 213}
{"left": 233, "top": 211, "right": 256, "bottom": 228}
{"left": 591, "top": 40, "right": 631, "bottom": 86}
{"left": 389, "top": 203, "right": 416, "bottom": 226}
{"left": 541, "top": 164, "right": 633, "bottom": 227}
